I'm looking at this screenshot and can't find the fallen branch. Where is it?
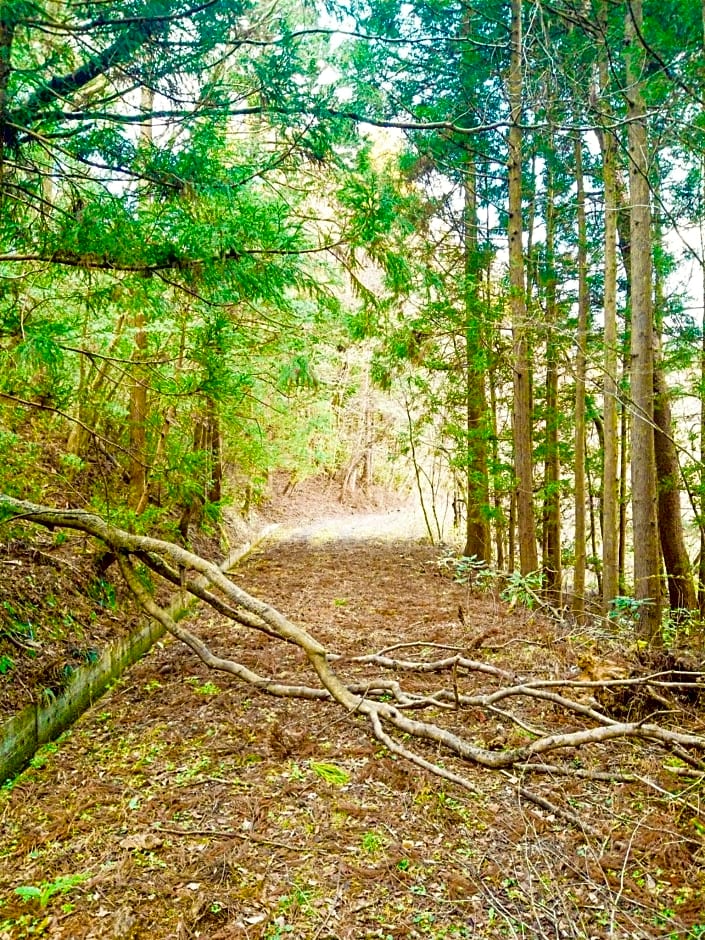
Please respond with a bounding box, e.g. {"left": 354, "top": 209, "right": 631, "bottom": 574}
{"left": 3, "top": 494, "right": 705, "bottom": 831}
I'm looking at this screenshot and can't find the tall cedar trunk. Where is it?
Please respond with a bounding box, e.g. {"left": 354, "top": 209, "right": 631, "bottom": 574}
{"left": 625, "top": 1, "right": 662, "bottom": 642}
{"left": 542, "top": 147, "right": 561, "bottom": 604}
{"left": 573, "top": 134, "right": 588, "bottom": 618}
{"left": 653, "top": 366, "right": 696, "bottom": 611}
{"left": 698, "top": 0, "right": 705, "bottom": 620}
{"left": 700, "top": 253, "right": 705, "bottom": 615}
{"left": 598, "top": 18, "right": 620, "bottom": 614}
{"left": 0, "top": 11, "right": 15, "bottom": 197}
{"left": 489, "top": 358, "right": 505, "bottom": 569}
{"left": 129, "top": 87, "right": 153, "bottom": 513}
{"left": 619, "top": 361, "right": 629, "bottom": 593}
{"left": 701, "top": 162, "right": 705, "bottom": 616}
{"left": 508, "top": 0, "right": 538, "bottom": 575}
{"left": 206, "top": 395, "right": 223, "bottom": 504}
{"left": 652, "top": 228, "right": 696, "bottom": 612}
{"left": 463, "top": 161, "right": 491, "bottom": 561}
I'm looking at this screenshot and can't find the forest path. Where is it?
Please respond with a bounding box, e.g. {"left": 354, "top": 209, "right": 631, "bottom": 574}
{"left": 0, "top": 506, "right": 700, "bottom": 939}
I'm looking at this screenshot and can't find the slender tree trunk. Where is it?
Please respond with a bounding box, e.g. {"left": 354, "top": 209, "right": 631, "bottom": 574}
{"left": 699, "top": 5, "right": 705, "bottom": 617}
{"left": 542, "top": 150, "right": 561, "bottom": 604}
{"left": 619, "top": 365, "right": 629, "bottom": 594}
{"left": 0, "top": 9, "right": 14, "bottom": 198}
{"left": 129, "top": 86, "right": 154, "bottom": 513}
{"left": 573, "top": 133, "right": 588, "bottom": 619}
{"left": 652, "top": 225, "right": 696, "bottom": 612}
{"left": 625, "top": 1, "right": 662, "bottom": 642}
{"left": 653, "top": 366, "right": 696, "bottom": 612}
{"left": 462, "top": 161, "right": 491, "bottom": 561}
{"left": 488, "top": 340, "right": 505, "bottom": 570}
{"left": 598, "top": 38, "right": 620, "bottom": 615}
{"left": 508, "top": 0, "right": 538, "bottom": 575}
{"left": 206, "top": 395, "right": 222, "bottom": 504}
{"left": 67, "top": 313, "right": 126, "bottom": 456}
{"left": 700, "top": 168, "right": 705, "bottom": 616}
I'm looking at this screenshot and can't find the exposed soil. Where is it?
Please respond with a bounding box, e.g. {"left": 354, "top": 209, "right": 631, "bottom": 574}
{"left": 1, "top": 485, "right": 705, "bottom": 939}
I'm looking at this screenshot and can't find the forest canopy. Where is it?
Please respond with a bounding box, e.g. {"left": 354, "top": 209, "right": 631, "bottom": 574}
{"left": 2, "top": 0, "right": 705, "bottom": 639}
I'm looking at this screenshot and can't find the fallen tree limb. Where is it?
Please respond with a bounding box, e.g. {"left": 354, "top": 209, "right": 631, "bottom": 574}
{"left": 3, "top": 494, "right": 705, "bottom": 834}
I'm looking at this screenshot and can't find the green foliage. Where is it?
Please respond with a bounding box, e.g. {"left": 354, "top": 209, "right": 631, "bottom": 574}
{"left": 500, "top": 570, "right": 544, "bottom": 611}
{"left": 14, "top": 873, "right": 89, "bottom": 909}
{"left": 86, "top": 578, "right": 117, "bottom": 611}
{"left": 0, "top": 0, "right": 405, "bottom": 525}
{"left": 0, "top": 655, "right": 14, "bottom": 675}
{"left": 309, "top": 761, "right": 350, "bottom": 786}
{"left": 608, "top": 596, "right": 652, "bottom": 630}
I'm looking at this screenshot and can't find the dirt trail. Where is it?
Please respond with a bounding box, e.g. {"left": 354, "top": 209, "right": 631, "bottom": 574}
{"left": 0, "top": 512, "right": 703, "bottom": 939}
{"left": 272, "top": 507, "right": 428, "bottom": 543}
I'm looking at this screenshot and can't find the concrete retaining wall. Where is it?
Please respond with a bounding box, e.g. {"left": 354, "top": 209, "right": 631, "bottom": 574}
{"left": 0, "top": 524, "right": 278, "bottom": 784}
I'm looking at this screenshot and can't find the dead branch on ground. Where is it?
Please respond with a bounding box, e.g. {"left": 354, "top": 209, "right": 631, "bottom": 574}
{"left": 3, "top": 495, "right": 705, "bottom": 835}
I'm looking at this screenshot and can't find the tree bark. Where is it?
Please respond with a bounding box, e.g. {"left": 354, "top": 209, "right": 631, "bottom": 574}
{"left": 128, "top": 88, "right": 154, "bottom": 514}
{"left": 462, "top": 159, "right": 491, "bottom": 561}
{"left": 542, "top": 145, "right": 561, "bottom": 605}
{"left": 598, "top": 20, "right": 620, "bottom": 616}
{"left": 573, "top": 133, "right": 588, "bottom": 619}
{"left": 653, "top": 365, "right": 696, "bottom": 612}
{"left": 625, "top": 0, "right": 662, "bottom": 642}
{"left": 508, "top": 0, "right": 538, "bottom": 575}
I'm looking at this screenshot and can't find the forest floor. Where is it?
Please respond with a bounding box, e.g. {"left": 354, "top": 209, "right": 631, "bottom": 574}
{"left": 1, "top": 482, "right": 705, "bottom": 939}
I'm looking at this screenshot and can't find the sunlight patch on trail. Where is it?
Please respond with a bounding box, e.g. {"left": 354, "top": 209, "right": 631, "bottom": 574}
{"left": 274, "top": 508, "right": 428, "bottom": 544}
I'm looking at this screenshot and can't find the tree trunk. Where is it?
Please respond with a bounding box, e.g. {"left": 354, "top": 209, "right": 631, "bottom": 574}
{"left": 0, "top": 10, "right": 14, "bottom": 195}
{"left": 701, "top": 167, "right": 705, "bottom": 616}
{"left": 618, "top": 367, "right": 629, "bottom": 594}
{"left": 573, "top": 133, "right": 588, "bottom": 619}
{"left": 625, "top": 1, "right": 662, "bottom": 642}
{"left": 488, "top": 343, "right": 505, "bottom": 570}
{"left": 508, "top": 0, "right": 538, "bottom": 575}
{"left": 542, "top": 146, "right": 561, "bottom": 605}
{"left": 598, "top": 23, "right": 620, "bottom": 615}
{"left": 462, "top": 160, "right": 491, "bottom": 561}
{"left": 653, "top": 366, "right": 696, "bottom": 612}
{"left": 699, "top": 4, "right": 705, "bottom": 618}
{"left": 129, "top": 86, "right": 154, "bottom": 514}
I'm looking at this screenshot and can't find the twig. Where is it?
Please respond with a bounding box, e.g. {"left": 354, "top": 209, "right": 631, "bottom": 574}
{"left": 505, "top": 772, "right": 604, "bottom": 839}
{"left": 375, "top": 640, "right": 466, "bottom": 655}
{"left": 153, "top": 824, "right": 309, "bottom": 852}
{"left": 368, "top": 709, "right": 483, "bottom": 797}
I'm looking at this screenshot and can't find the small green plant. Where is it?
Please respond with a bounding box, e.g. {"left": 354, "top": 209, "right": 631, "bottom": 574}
{"left": 360, "top": 829, "right": 384, "bottom": 856}
{"left": 59, "top": 452, "right": 85, "bottom": 474}
{"left": 310, "top": 761, "right": 349, "bottom": 786}
{"left": 14, "top": 872, "right": 89, "bottom": 909}
{"left": 500, "top": 569, "right": 544, "bottom": 610}
{"left": 287, "top": 761, "right": 305, "bottom": 781}
{"left": 278, "top": 883, "right": 314, "bottom": 914}
{"left": 29, "top": 742, "right": 59, "bottom": 770}
{"left": 176, "top": 756, "right": 211, "bottom": 783}
{"left": 87, "top": 577, "right": 117, "bottom": 609}
{"left": 186, "top": 676, "right": 221, "bottom": 695}
{"left": 667, "top": 927, "right": 705, "bottom": 940}
{"left": 608, "top": 595, "right": 651, "bottom": 629}
{"left": 661, "top": 608, "right": 702, "bottom": 646}
{"left": 0, "top": 654, "right": 14, "bottom": 675}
